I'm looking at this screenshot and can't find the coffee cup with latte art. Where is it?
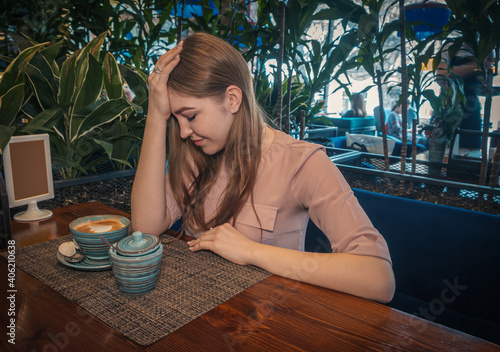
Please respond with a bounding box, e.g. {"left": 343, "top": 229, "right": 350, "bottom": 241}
{"left": 70, "top": 215, "right": 130, "bottom": 262}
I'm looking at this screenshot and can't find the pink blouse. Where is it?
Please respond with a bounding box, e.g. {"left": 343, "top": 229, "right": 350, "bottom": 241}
{"left": 166, "top": 129, "right": 392, "bottom": 264}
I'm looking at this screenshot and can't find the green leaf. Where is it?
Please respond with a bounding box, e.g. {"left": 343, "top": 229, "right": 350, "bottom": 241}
{"left": 78, "top": 31, "right": 108, "bottom": 63}
{"left": 93, "top": 138, "right": 113, "bottom": 157}
{"left": 107, "top": 120, "right": 129, "bottom": 159}
{"left": 112, "top": 156, "right": 133, "bottom": 170}
{"left": 0, "top": 83, "right": 25, "bottom": 127}
{"left": 27, "top": 51, "right": 58, "bottom": 91}
{"left": 103, "top": 53, "right": 124, "bottom": 100}
{"left": 93, "top": 138, "right": 132, "bottom": 169}
{"left": 73, "top": 54, "right": 103, "bottom": 113}
{"left": 422, "top": 89, "right": 441, "bottom": 113}
{"left": 7, "top": 32, "right": 36, "bottom": 52}
{"left": 52, "top": 155, "right": 88, "bottom": 176}
{"left": 40, "top": 40, "right": 63, "bottom": 61}
{"left": 58, "top": 53, "right": 78, "bottom": 107}
{"left": 40, "top": 40, "right": 63, "bottom": 76}
{"left": 0, "top": 43, "right": 45, "bottom": 97}
{"left": 71, "top": 99, "right": 133, "bottom": 142}
{"left": 25, "top": 62, "right": 57, "bottom": 110}
{"left": 69, "top": 113, "right": 87, "bottom": 142}
{"left": 21, "top": 106, "right": 64, "bottom": 134}
{"left": 119, "top": 64, "right": 149, "bottom": 105}
{"left": 358, "top": 14, "right": 377, "bottom": 40}
{"left": 0, "top": 125, "right": 16, "bottom": 155}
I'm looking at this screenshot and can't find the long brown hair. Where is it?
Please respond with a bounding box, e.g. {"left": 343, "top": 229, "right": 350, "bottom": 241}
{"left": 167, "top": 32, "right": 264, "bottom": 233}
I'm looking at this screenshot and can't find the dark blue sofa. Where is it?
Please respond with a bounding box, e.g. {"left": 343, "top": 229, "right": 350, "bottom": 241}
{"left": 305, "top": 188, "right": 500, "bottom": 345}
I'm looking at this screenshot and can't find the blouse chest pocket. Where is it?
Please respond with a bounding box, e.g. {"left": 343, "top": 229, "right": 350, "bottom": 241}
{"left": 236, "top": 203, "right": 278, "bottom": 232}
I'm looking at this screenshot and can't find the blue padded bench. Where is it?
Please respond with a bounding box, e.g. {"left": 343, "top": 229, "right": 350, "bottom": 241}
{"left": 328, "top": 117, "right": 377, "bottom": 136}
{"left": 328, "top": 136, "right": 426, "bottom": 157}
{"left": 304, "top": 188, "right": 500, "bottom": 345}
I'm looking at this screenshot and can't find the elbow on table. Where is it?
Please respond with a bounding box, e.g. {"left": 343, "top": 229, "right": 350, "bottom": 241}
{"left": 371, "top": 263, "right": 396, "bottom": 304}
{"left": 374, "top": 280, "right": 395, "bottom": 304}
{"left": 342, "top": 254, "right": 396, "bottom": 303}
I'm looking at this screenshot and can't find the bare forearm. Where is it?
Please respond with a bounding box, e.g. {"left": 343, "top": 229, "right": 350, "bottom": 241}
{"left": 131, "top": 117, "right": 171, "bottom": 235}
{"left": 133, "top": 42, "right": 182, "bottom": 235}
{"left": 246, "top": 243, "right": 395, "bottom": 303}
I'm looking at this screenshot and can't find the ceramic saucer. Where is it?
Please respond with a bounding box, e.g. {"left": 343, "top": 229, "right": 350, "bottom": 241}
{"left": 56, "top": 251, "right": 111, "bottom": 271}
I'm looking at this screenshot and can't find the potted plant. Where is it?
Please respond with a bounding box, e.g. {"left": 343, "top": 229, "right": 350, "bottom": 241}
{"left": 420, "top": 73, "right": 465, "bottom": 172}
{"left": 0, "top": 31, "right": 141, "bottom": 178}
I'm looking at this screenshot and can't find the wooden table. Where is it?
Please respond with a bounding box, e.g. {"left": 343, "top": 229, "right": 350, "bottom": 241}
{"left": 2, "top": 202, "right": 499, "bottom": 352}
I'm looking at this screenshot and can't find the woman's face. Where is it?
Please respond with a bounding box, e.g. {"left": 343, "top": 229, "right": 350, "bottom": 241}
{"left": 169, "top": 89, "right": 234, "bottom": 155}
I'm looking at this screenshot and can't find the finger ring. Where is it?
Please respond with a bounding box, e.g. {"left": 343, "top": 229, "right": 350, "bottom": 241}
{"left": 154, "top": 66, "right": 162, "bottom": 74}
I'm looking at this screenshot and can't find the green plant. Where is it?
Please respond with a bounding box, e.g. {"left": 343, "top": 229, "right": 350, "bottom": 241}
{"left": 0, "top": 31, "right": 138, "bottom": 178}
{"left": 438, "top": 0, "right": 500, "bottom": 185}
{"left": 0, "top": 0, "right": 67, "bottom": 49}
{"left": 420, "top": 74, "right": 465, "bottom": 143}
{"left": 109, "top": 0, "right": 177, "bottom": 72}
{"left": 403, "top": 24, "right": 440, "bottom": 121}
{"left": 258, "top": 0, "right": 359, "bottom": 130}
{"left": 340, "top": 0, "right": 401, "bottom": 170}
{"left": 0, "top": 42, "right": 45, "bottom": 153}
{"left": 183, "top": 0, "right": 225, "bottom": 36}
{"left": 253, "top": 69, "right": 314, "bottom": 129}
{"left": 0, "top": 0, "right": 121, "bottom": 57}
{"left": 97, "top": 111, "right": 146, "bottom": 171}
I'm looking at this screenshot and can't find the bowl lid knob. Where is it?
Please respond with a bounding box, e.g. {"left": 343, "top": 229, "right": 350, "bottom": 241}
{"left": 116, "top": 231, "right": 160, "bottom": 256}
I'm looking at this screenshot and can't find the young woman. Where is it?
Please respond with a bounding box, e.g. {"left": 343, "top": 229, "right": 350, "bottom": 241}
{"left": 131, "top": 33, "right": 395, "bottom": 303}
{"left": 387, "top": 102, "right": 404, "bottom": 140}
{"left": 342, "top": 93, "right": 367, "bottom": 118}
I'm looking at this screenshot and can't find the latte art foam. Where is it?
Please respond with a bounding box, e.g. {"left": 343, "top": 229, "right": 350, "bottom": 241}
{"left": 74, "top": 219, "right": 125, "bottom": 233}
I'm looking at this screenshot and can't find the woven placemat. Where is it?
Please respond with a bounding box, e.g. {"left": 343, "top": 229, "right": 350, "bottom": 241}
{"left": 3, "top": 235, "right": 270, "bottom": 346}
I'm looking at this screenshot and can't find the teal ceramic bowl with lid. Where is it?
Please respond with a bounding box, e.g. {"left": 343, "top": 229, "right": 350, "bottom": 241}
{"left": 109, "top": 231, "right": 163, "bottom": 295}
{"left": 116, "top": 231, "right": 160, "bottom": 256}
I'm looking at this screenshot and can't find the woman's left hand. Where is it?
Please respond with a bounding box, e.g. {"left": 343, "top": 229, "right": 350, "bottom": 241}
{"left": 187, "top": 224, "right": 257, "bottom": 265}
